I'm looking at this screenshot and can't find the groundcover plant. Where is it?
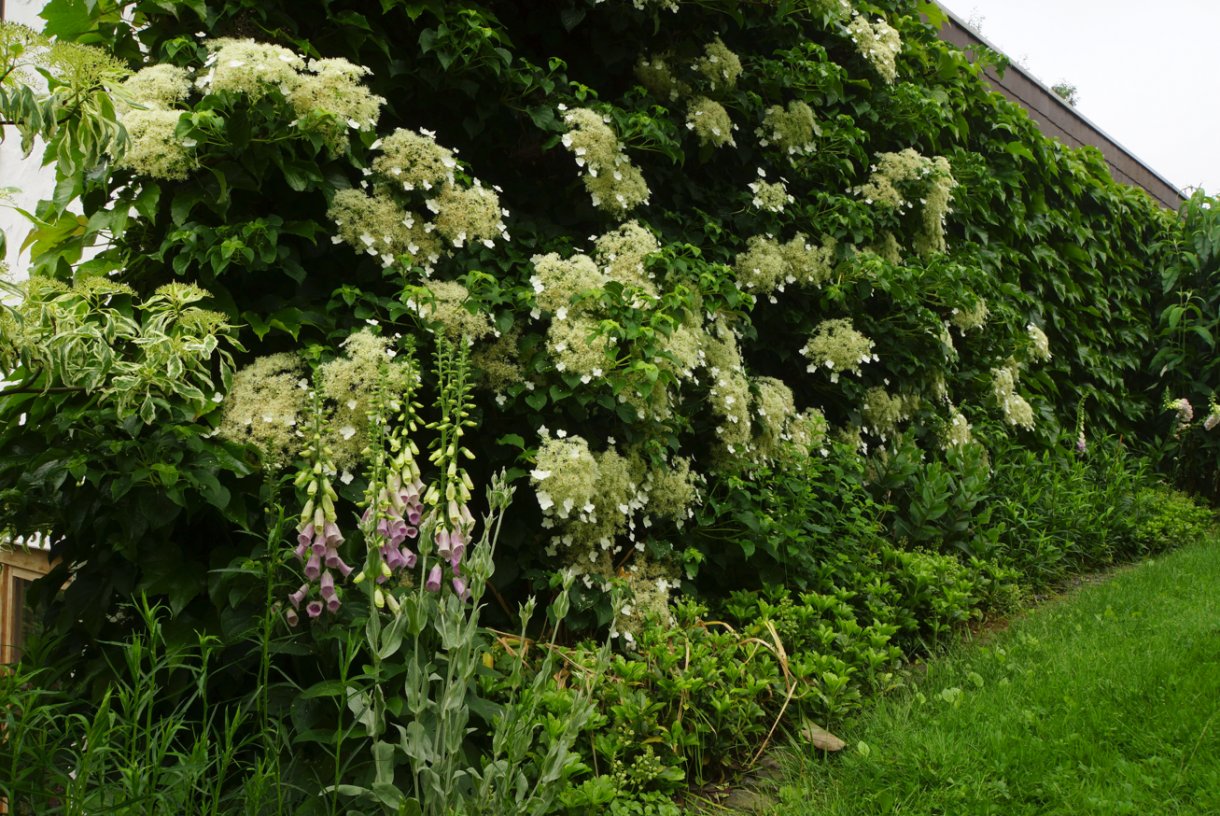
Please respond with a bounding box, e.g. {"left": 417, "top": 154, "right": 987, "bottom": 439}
{"left": 0, "top": 0, "right": 1211, "bottom": 812}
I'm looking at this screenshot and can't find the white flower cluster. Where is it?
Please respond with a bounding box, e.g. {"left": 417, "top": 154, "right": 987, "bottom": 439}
{"left": 287, "top": 57, "right": 385, "bottom": 153}
{"left": 1027, "top": 323, "right": 1052, "bottom": 361}
{"left": 861, "top": 386, "right": 920, "bottom": 440}
{"left": 847, "top": 12, "right": 903, "bottom": 84}
{"left": 686, "top": 96, "right": 737, "bottom": 148}
{"left": 216, "top": 353, "right": 310, "bottom": 464}
{"left": 316, "top": 330, "right": 416, "bottom": 466}
{"left": 940, "top": 403, "right": 974, "bottom": 449}
{"left": 991, "top": 363, "right": 1035, "bottom": 430}
{"left": 404, "top": 280, "right": 495, "bottom": 342}
{"left": 800, "top": 318, "right": 877, "bottom": 382}
{"left": 694, "top": 38, "right": 743, "bottom": 91}
{"left": 704, "top": 319, "right": 753, "bottom": 451}
{"left": 121, "top": 64, "right": 191, "bottom": 111}
{"left": 547, "top": 314, "right": 613, "bottom": 377}
{"left": 534, "top": 436, "right": 698, "bottom": 578}
{"left": 609, "top": 554, "right": 683, "bottom": 645}
{"left": 562, "top": 108, "right": 651, "bottom": 216}
{"left": 758, "top": 100, "right": 818, "bottom": 159}
{"left": 118, "top": 40, "right": 385, "bottom": 178}
{"left": 854, "top": 149, "right": 957, "bottom": 257}
{"left": 198, "top": 38, "right": 304, "bottom": 98}
{"left": 749, "top": 177, "right": 794, "bottom": 213}
{"left": 734, "top": 232, "right": 838, "bottom": 295}
{"left": 951, "top": 297, "right": 989, "bottom": 333}
{"left": 635, "top": 54, "right": 689, "bottom": 102}
{"left": 595, "top": 221, "right": 660, "bottom": 293}
{"left": 530, "top": 252, "right": 607, "bottom": 316}
{"left": 632, "top": 0, "right": 679, "bottom": 12}
{"left": 788, "top": 406, "right": 830, "bottom": 450}
{"left": 329, "top": 128, "right": 507, "bottom": 269}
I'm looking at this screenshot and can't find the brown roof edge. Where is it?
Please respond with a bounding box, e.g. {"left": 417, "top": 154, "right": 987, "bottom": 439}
{"left": 929, "top": 4, "right": 1186, "bottom": 210}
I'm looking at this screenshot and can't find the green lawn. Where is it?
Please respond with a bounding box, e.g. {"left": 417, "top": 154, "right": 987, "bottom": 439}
{"left": 773, "top": 537, "right": 1220, "bottom": 815}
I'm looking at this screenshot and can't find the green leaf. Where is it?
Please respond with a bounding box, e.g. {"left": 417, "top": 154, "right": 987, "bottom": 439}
{"left": 497, "top": 434, "right": 525, "bottom": 449}
{"left": 371, "top": 783, "right": 405, "bottom": 808}
{"left": 300, "top": 680, "right": 349, "bottom": 699}
{"left": 525, "top": 392, "right": 547, "bottom": 412}
{"left": 1005, "top": 142, "right": 1036, "bottom": 163}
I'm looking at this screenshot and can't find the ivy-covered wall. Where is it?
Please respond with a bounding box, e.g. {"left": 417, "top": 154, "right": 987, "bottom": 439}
{"left": 0, "top": 0, "right": 1181, "bottom": 683}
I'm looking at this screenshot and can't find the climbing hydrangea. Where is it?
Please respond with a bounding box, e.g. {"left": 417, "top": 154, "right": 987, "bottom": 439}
{"left": 121, "top": 64, "right": 191, "bottom": 110}
{"left": 431, "top": 181, "right": 504, "bottom": 249}
{"left": 749, "top": 178, "right": 794, "bottom": 213}
{"left": 595, "top": 221, "right": 659, "bottom": 292}
{"left": 327, "top": 189, "right": 441, "bottom": 270}
{"left": 288, "top": 57, "right": 385, "bottom": 152}
{"left": 216, "top": 353, "right": 309, "bottom": 464}
{"left": 800, "top": 319, "right": 876, "bottom": 381}
{"left": 371, "top": 127, "right": 456, "bottom": 192}
{"left": 562, "top": 108, "right": 651, "bottom": 216}
{"left": 759, "top": 100, "right": 818, "bottom": 157}
{"left": 406, "top": 281, "right": 495, "bottom": 342}
{"left": 1027, "top": 323, "right": 1052, "bottom": 361}
{"left": 547, "top": 314, "right": 612, "bottom": 378}
{"left": 116, "top": 110, "right": 193, "bottom": 179}
{"left": 847, "top": 12, "right": 903, "bottom": 84}
{"left": 694, "top": 38, "right": 743, "bottom": 91}
{"left": 861, "top": 387, "right": 918, "bottom": 439}
{"left": 854, "top": 149, "right": 956, "bottom": 257}
{"left": 635, "top": 54, "right": 689, "bottom": 102}
{"left": 991, "top": 363, "right": 1035, "bottom": 430}
{"left": 199, "top": 38, "right": 304, "bottom": 98}
{"left": 316, "top": 330, "right": 415, "bottom": 467}
{"left": 940, "top": 403, "right": 973, "bottom": 449}
{"left": 686, "top": 97, "right": 736, "bottom": 148}
{"left": 530, "top": 252, "right": 607, "bottom": 315}
{"left": 951, "top": 298, "right": 989, "bottom": 333}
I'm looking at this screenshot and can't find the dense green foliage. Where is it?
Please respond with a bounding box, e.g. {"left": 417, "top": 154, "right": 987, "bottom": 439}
{"left": 2, "top": 0, "right": 1217, "bottom": 811}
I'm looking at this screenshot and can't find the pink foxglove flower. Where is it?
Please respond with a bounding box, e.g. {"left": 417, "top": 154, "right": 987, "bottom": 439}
{"left": 452, "top": 575, "right": 470, "bottom": 602}
{"left": 306, "top": 600, "right": 324, "bottom": 618}
{"left": 286, "top": 608, "right": 299, "bottom": 627}
{"left": 288, "top": 584, "right": 309, "bottom": 610}
{"left": 425, "top": 565, "right": 443, "bottom": 593}
{"left": 304, "top": 552, "right": 322, "bottom": 580}
{"left": 319, "top": 570, "right": 336, "bottom": 601}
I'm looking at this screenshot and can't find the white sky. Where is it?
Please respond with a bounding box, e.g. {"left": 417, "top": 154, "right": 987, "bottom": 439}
{"left": 939, "top": 0, "right": 1217, "bottom": 196}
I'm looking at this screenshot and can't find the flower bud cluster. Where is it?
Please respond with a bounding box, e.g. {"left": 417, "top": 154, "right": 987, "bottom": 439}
{"left": 686, "top": 97, "right": 736, "bottom": 148}
{"left": 405, "top": 281, "right": 495, "bottom": 343}
{"left": 704, "top": 320, "right": 753, "bottom": 451}
{"left": 940, "top": 403, "right": 973, "bottom": 450}
{"left": 991, "top": 363, "right": 1035, "bottom": 430}
{"left": 749, "top": 178, "right": 794, "bottom": 213}
{"left": 1027, "top": 323, "right": 1052, "bottom": 362}
{"left": 950, "top": 297, "right": 989, "bottom": 333}
{"left": 758, "top": 100, "right": 818, "bottom": 158}
{"left": 735, "top": 232, "right": 837, "bottom": 296}
{"left": 800, "top": 319, "right": 877, "bottom": 382}
{"left": 861, "top": 386, "right": 920, "bottom": 440}
{"left": 420, "top": 336, "right": 480, "bottom": 600}
{"left": 847, "top": 12, "right": 903, "bottom": 84}
{"left": 594, "top": 221, "right": 660, "bottom": 293}
{"left": 562, "top": 108, "right": 651, "bottom": 216}
{"left": 216, "top": 353, "right": 310, "bottom": 464}
{"left": 121, "top": 64, "right": 191, "bottom": 111}
{"left": 854, "top": 149, "right": 957, "bottom": 258}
